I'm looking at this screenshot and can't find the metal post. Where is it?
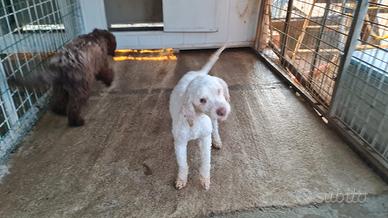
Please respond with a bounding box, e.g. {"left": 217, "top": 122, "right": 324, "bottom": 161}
{"left": 280, "top": 0, "right": 294, "bottom": 65}
{"left": 0, "top": 64, "right": 19, "bottom": 130}
{"left": 309, "top": 0, "right": 331, "bottom": 77}
{"left": 328, "top": 0, "right": 369, "bottom": 117}
{"left": 254, "top": 0, "right": 266, "bottom": 50}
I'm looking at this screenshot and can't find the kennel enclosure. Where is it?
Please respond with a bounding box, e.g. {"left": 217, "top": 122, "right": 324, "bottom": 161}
{"left": 0, "top": 0, "right": 388, "bottom": 181}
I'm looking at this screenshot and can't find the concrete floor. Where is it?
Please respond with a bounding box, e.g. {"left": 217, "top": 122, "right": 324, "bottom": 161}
{"left": 0, "top": 49, "right": 387, "bottom": 217}
{"left": 214, "top": 193, "right": 388, "bottom": 218}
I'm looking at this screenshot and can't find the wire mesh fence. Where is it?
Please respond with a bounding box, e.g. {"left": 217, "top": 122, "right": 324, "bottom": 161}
{"left": 260, "top": 0, "right": 388, "bottom": 169}
{"left": 331, "top": 0, "right": 388, "bottom": 162}
{"left": 0, "top": 0, "right": 83, "bottom": 160}
{"left": 264, "top": 0, "right": 358, "bottom": 108}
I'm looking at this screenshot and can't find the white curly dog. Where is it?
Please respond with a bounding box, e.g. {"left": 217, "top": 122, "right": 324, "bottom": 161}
{"left": 169, "top": 46, "right": 230, "bottom": 190}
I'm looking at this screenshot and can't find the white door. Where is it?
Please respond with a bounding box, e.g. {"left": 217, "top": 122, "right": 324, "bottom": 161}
{"left": 162, "top": 0, "right": 217, "bottom": 32}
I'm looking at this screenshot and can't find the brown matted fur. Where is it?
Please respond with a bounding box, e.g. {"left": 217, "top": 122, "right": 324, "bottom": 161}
{"left": 11, "top": 29, "right": 117, "bottom": 127}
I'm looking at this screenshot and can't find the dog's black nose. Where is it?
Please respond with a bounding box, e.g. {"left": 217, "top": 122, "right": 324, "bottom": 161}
{"left": 216, "top": 107, "right": 226, "bottom": 117}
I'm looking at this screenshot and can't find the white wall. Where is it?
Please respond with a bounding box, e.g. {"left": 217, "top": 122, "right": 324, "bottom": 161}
{"left": 80, "top": 0, "right": 261, "bottom": 49}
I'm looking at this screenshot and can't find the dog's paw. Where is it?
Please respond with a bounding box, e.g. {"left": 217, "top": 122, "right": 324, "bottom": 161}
{"left": 175, "top": 179, "right": 187, "bottom": 190}
{"left": 200, "top": 176, "right": 210, "bottom": 190}
{"left": 212, "top": 141, "right": 222, "bottom": 150}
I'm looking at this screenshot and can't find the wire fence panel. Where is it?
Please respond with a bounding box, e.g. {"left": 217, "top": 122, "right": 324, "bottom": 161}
{"left": 261, "top": 0, "right": 388, "bottom": 171}
{"left": 263, "top": 0, "right": 358, "bottom": 109}
{"left": 331, "top": 0, "right": 388, "bottom": 162}
{"left": 0, "top": 0, "right": 83, "bottom": 161}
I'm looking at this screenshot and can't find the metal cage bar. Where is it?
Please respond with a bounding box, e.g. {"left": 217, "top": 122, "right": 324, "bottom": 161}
{"left": 330, "top": 0, "right": 369, "bottom": 115}
{"left": 330, "top": 0, "right": 388, "bottom": 164}
{"left": 0, "top": 0, "right": 84, "bottom": 161}
{"left": 264, "top": 0, "right": 358, "bottom": 108}
{"left": 258, "top": 0, "right": 388, "bottom": 179}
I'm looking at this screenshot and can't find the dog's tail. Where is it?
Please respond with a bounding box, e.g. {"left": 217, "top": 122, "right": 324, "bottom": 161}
{"left": 200, "top": 45, "right": 226, "bottom": 74}
{"left": 8, "top": 63, "right": 56, "bottom": 90}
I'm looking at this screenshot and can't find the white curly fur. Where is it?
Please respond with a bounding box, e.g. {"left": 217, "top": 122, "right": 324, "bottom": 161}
{"left": 169, "top": 46, "right": 230, "bottom": 190}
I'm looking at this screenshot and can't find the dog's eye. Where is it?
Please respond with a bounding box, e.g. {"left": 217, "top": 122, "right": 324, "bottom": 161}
{"left": 200, "top": 98, "right": 207, "bottom": 104}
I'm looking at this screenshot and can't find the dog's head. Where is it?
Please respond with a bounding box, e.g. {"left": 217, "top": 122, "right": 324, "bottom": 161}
{"left": 92, "top": 28, "right": 117, "bottom": 56}
{"left": 182, "top": 75, "right": 230, "bottom": 125}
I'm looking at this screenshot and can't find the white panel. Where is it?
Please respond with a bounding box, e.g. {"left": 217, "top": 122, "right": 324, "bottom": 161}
{"left": 227, "top": 0, "right": 260, "bottom": 42}
{"left": 183, "top": 33, "right": 207, "bottom": 45}
{"left": 115, "top": 34, "right": 139, "bottom": 48}
{"left": 205, "top": 0, "right": 230, "bottom": 43}
{"left": 138, "top": 35, "right": 162, "bottom": 46}
{"left": 162, "top": 0, "right": 218, "bottom": 32}
{"left": 161, "top": 34, "right": 184, "bottom": 46}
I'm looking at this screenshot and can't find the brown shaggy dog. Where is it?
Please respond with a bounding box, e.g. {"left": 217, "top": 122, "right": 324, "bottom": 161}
{"left": 12, "top": 29, "right": 117, "bottom": 127}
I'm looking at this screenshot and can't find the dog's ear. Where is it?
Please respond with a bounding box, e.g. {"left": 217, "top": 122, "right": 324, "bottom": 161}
{"left": 181, "top": 92, "right": 196, "bottom": 127}
{"left": 217, "top": 78, "right": 230, "bottom": 102}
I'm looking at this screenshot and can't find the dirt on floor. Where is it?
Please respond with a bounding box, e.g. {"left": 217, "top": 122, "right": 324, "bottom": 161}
{"left": 0, "top": 49, "right": 387, "bottom": 217}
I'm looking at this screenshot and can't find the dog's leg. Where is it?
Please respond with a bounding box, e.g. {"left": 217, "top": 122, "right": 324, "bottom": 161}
{"left": 66, "top": 88, "right": 89, "bottom": 127}
{"left": 211, "top": 118, "right": 222, "bottom": 149}
{"left": 96, "top": 67, "right": 114, "bottom": 87}
{"left": 50, "top": 86, "right": 68, "bottom": 116}
{"left": 174, "top": 139, "right": 188, "bottom": 190}
{"left": 199, "top": 134, "right": 212, "bottom": 190}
